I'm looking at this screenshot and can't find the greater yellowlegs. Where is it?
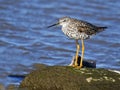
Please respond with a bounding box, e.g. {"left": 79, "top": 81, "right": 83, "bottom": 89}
{"left": 48, "top": 16, "right": 107, "bottom": 68}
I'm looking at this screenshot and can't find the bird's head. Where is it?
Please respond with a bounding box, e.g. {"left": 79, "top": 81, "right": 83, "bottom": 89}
{"left": 47, "top": 16, "right": 71, "bottom": 28}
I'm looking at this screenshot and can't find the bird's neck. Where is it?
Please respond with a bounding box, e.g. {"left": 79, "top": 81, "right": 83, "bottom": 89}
{"left": 62, "top": 23, "right": 69, "bottom": 28}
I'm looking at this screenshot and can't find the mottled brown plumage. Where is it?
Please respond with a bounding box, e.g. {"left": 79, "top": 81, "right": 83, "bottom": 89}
{"left": 57, "top": 17, "right": 107, "bottom": 39}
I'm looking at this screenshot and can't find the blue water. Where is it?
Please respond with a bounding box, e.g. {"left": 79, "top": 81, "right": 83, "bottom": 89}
{"left": 0, "top": 0, "right": 120, "bottom": 86}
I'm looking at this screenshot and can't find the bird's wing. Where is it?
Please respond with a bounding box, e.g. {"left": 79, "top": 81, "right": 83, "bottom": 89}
{"left": 70, "top": 19, "right": 97, "bottom": 35}
{"left": 69, "top": 19, "right": 98, "bottom": 35}
{"left": 76, "top": 25, "right": 97, "bottom": 35}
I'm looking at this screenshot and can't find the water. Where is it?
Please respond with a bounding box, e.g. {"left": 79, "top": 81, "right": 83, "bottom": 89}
{"left": 0, "top": 0, "right": 120, "bottom": 86}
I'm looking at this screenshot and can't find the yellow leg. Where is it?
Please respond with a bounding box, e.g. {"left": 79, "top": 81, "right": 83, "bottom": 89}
{"left": 79, "top": 39, "right": 84, "bottom": 68}
{"left": 74, "top": 40, "right": 80, "bottom": 66}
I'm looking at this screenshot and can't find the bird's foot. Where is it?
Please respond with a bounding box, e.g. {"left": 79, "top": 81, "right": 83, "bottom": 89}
{"left": 75, "top": 64, "right": 83, "bottom": 69}
{"left": 71, "top": 65, "right": 78, "bottom": 68}
{"left": 69, "top": 56, "right": 78, "bottom": 66}
{"left": 69, "top": 64, "right": 83, "bottom": 69}
{"left": 69, "top": 55, "right": 83, "bottom": 69}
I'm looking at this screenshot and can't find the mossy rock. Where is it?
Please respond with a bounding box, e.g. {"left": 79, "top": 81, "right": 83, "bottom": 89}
{"left": 19, "top": 64, "right": 120, "bottom": 90}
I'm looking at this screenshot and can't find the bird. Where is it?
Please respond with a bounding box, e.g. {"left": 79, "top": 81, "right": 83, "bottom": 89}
{"left": 47, "top": 16, "right": 107, "bottom": 68}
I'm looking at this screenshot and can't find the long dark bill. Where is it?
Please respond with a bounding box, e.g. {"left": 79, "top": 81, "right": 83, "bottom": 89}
{"left": 47, "top": 22, "right": 59, "bottom": 28}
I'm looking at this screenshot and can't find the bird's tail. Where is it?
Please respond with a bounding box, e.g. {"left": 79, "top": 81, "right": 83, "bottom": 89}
{"left": 97, "top": 27, "right": 107, "bottom": 32}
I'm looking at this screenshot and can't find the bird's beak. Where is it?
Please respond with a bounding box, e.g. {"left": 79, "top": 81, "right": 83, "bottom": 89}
{"left": 47, "top": 22, "right": 59, "bottom": 28}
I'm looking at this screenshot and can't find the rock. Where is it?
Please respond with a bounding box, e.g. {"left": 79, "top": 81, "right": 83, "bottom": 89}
{"left": 6, "top": 84, "right": 19, "bottom": 90}
{"left": 0, "top": 84, "right": 5, "bottom": 90}
{"left": 19, "top": 64, "right": 120, "bottom": 90}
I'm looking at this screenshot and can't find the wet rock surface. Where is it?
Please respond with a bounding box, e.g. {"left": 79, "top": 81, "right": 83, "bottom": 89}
{"left": 19, "top": 64, "right": 120, "bottom": 90}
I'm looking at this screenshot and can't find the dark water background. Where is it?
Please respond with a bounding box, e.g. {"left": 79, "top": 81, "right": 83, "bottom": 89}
{"left": 0, "top": 0, "right": 120, "bottom": 86}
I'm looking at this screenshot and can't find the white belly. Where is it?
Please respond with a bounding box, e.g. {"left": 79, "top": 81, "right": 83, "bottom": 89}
{"left": 62, "top": 27, "right": 90, "bottom": 40}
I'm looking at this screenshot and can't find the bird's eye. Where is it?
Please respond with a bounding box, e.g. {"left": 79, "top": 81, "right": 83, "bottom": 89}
{"left": 63, "top": 20, "right": 66, "bottom": 22}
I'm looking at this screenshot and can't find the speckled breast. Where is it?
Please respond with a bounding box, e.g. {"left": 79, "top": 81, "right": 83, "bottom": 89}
{"left": 62, "top": 27, "right": 90, "bottom": 40}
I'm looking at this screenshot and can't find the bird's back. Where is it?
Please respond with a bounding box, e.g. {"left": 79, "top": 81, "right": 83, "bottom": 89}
{"left": 70, "top": 18, "right": 107, "bottom": 34}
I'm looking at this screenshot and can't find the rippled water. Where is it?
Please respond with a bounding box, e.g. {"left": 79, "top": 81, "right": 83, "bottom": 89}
{"left": 0, "top": 0, "right": 120, "bottom": 86}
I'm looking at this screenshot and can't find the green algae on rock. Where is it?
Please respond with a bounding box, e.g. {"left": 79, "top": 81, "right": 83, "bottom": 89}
{"left": 20, "top": 64, "right": 120, "bottom": 90}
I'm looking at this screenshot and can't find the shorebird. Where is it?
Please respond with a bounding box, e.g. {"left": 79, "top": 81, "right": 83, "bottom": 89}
{"left": 47, "top": 16, "right": 107, "bottom": 68}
